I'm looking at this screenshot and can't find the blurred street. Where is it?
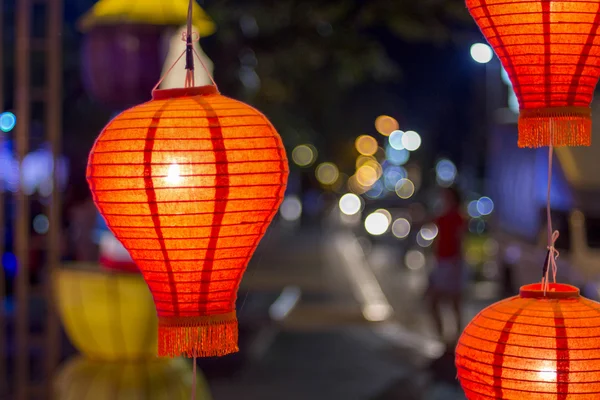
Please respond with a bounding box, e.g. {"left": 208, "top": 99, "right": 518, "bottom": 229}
{"left": 206, "top": 215, "right": 502, "bottom": 400}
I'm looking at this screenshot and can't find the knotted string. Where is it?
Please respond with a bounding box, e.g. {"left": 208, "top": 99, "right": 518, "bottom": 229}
{"left": 185, "top": 0, "right": 195, "bottom": 88}
{"left": 542, "top": 230, "right": 559, "bottom": 295}
{"left": 191, "top": 349, "right": 197, "bottom": 400}
{"left": 152, "top": 0, "right": 218, "bottom": 92}
{"left": 542, "top": 134, "right": 560, "bottom": 296}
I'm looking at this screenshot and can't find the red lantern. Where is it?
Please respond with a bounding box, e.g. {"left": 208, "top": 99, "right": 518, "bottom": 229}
{"left": 87, "top": 85, "right": 289, "bottom": 357}
{"left": 466, "top": 0, "right": 600, "bottom": 148}
{"left": 81, "top": 24, "right": 169, "bottom": 109}
{"left": 456, "top": 283, "right": 600, "bottom": 399}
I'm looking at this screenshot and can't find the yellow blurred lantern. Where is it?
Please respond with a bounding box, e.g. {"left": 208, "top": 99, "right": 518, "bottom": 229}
{"left": 54, "top": 356, "right": 212, "bottom": 400}
{"left": 79, "top": 0, "right": 216, "bottom": 35}
{"left": 53, "top": 264, "right": 158, "bottom": 361}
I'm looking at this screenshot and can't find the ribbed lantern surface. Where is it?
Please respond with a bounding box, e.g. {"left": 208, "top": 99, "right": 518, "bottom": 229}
{"left": 87, "top": 85, "right": 288, "bottom": 357}
{"left": 456, "top": 283, "right": 600, "bottom": 399}
{"left": 466, "top": 0, "right": 600, "bottom": 148}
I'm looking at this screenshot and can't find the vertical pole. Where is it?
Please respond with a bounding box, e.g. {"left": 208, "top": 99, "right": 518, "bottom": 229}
{"left": 45, "top": 0, "right": 63, "bottom": 385}
{"left": 15, "top": 0, "right": 31, "bottom": 399}
{"left": 0, "top": 0, "right": 6, "bottom": 396}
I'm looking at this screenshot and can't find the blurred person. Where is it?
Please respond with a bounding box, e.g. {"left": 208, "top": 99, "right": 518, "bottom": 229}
{"left": 427, "top": 186, "right": 466, "bottom": 343}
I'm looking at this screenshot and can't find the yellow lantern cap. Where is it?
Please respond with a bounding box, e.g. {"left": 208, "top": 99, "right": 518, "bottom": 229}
{"left": 78, "top": 0, "right": 216, "bottom": 36}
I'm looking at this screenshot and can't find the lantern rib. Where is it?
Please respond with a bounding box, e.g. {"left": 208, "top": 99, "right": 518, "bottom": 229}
{"left": 115, "top": 233, "right": 262, "bottom": 241}
{"left": 94, "top": 197, "right": 282, "bottom": 205}
{"left": 105, "top": 124, "right": 272, "bottom": 131}
{"left": 460, "top": 340, "right": 600, "bottom": 362}
{"left": 89, "top": 160, "right": 281, "bottom": 166}
{"left": 461, "top": 330, "right": 599, "bottom": 351}
{"left": 476, "top": 0, "right": 524, "bottom": 106}
{"left": 458, "top": 366, "right": 600, "bottom": 385}
{"left": 567, "top": 5, "right": 600, "bottom": 104}
{"left": 469, "top": 0, "right": 600, "bottom": 8}
{"left": 90, "top": 146, "right": 284, "bottom": 153}
{"left": 458, "top": 354, "right": 600, "bottom": 374}
{"left": 469, "top": 322, "right": 600, "bottom": 338}
{"left": 477, "top": 313, "right": 600, "bottom": 328}
{"left": 143, "top": 268, "right": 246, "bottom": 274}
{"left": 458, "top": 374, "right": 600, "bottom": 395}
{"left": 97, "top": 136, "right": 277, "bottom": 142}
{"left": 100, "top": 209, "right": 276, "bottom": 216}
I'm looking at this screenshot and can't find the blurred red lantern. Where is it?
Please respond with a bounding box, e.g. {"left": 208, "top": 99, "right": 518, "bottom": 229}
{"left": 87, "top": 85, "right": 289, "bottom": 357}
{"left": 81, "top": 24, "right": 169, "bottom": 109}
{"left": 456, "top": 283, "right": 600, "bottom": 399}
{"left": 466, "top": 0, "right": 600, "bottom": 148}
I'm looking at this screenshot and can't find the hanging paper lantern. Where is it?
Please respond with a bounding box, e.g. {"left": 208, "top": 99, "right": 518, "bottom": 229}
{"left": 81, "top": 24, "right": 168, "bottom": 109}
{"left": 466, "top": 0, "right": 600, "bottom": 148}
{"left": 87, "top": 85, "right": 289, "bottom": 358}
{"left": 78, "top": 0, "right": 216, "bottom": 109}
{"left": 53, "top": 265, "right": 158, "bottom": 361}
{"left": 78, "top": 0, "right": 216, "bottom": 32}
{"left": 456, "top": 283, "right": 600, "bottom": 399}
{"left": 55, "top": 356, "right": 212, "bottom": 400}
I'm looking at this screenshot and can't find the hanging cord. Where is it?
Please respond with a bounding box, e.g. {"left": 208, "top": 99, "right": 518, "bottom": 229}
{"left": 185, "top": 0, "right": 195, "bottom": 88}
{"left": 152, "top": 0, "right": 219, "bottom": 92}
{"left": 542, "top": 136, "right": 560, "bottom": 296}
{"left": 191, "top": 349, "right": 197, "bottom": 400}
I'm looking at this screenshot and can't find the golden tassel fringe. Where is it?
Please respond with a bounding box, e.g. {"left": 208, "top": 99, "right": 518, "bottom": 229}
{"left": 518, "top": 106, "right": 591, "bottom": 148}
{"left": 158, "top": 312, "right": 238, "bottom": 358}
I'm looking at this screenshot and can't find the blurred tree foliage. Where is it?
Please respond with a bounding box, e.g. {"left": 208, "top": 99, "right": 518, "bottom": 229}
{"left": 204, "top": 0, "right": 473, "bottom": 153}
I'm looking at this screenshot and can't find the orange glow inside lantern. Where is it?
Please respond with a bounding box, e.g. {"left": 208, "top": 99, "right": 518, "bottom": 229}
{"left": 87, "top": 85, "right": 289, "bottom": 357}
{"left": 456, "top": 283, "right": 600, "bottom": 399}
{"left": 466, "top": 0, "right": 600, "bottom": 148}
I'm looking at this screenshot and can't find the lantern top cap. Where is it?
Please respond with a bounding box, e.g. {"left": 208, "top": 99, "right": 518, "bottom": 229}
{"left": 520, "top": 283, "right": 580, "bottom": 299}
{"left": 152, "top": 85, "right": 219, "bottom": 100}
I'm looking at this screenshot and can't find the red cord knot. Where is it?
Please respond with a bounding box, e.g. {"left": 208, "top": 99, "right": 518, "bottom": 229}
{"left": 181, "top": 32, "right": 200, "bottom": 42}
{"left": 543, "top": 230, "right": 560, "bottom": 295}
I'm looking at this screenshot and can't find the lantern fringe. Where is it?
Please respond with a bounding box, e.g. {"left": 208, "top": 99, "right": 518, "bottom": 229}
{"left": 158, "top": 312, "right": 238, "bottom": 358}
{"left": 518, "top": 106, "right": 591, "bottom": 148}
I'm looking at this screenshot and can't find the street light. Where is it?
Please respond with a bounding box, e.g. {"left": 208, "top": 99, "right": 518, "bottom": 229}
{"left": 470, "top": 43, "right": 493, "bottom": 64}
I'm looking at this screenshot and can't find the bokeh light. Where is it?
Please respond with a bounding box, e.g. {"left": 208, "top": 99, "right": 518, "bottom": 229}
{"left": 280, "top": 196, "right": 302, "bottom": 221}
{"left": 0, "top": 112, "right": 16, "bottom": 133}
{"left": 2, "top": 252, "right": 17, "bottom": 277}
{"left": 383, "top": 166, "right": 407, "bottom": 191}
{"left": 347, "top": 174, "right": 369, "bottom": 195}
{"left": 386, "top": 146, "right": 410, "bottom": 166}
{"left": 392, "top": 218, "right": 411, "bottom": 239}
{"left": 365, "top": 180, "right": 385, "bottom": 199}
{"left": 467, "top": 200, "right": 481, "bottom": 218}
{"left": 405, "top": 250, "right": 426, "bottom": 270}
{"left": 420, "top": 223, "right": 439, "bottom": 240}
{"left": 356, "top": 155, "right": 376, "bottom": 169}
{"left": 375, "top": 115, "right": 399, "bottom": 136}
{"left": 316, "top": 162, "right": 339, "bottom": 185}
{"left": 356, "top": 164, "right": 379, "bottom": 187}
{"left": 436, "top": 159, "right": 457, "bottom": 186}
{"left": 33, "top": 214, "right": 49, "bottom": 235}
{"left": 469, "top": 218, "right": 486, "bottom": 234}
{"left": 477, "top": 196, "right": 494, "bottom": 215}
{"left": 376, "top": 208, "right": 392, "bottom": 224}
{"left": 484, "top": 238, "right": 499, "bottom": 257}
{"left": 339, "top": 193, "right": 362, "bottom": 216}
{"left": 292, "top": 144, "right": 317, "bottom": 167}
{"left": 388, "top": 130, "right": 405, "bottom": 150}
{"left": 355, "top": 135, "right": 378, "bottom": 156}
{"left": 402, "top": 131, "right": 421, "bottom": 151}
{"left": 416, "top": 232, "right": 433, "bottom": 248}
{"left": 395, "top": 178, "right": 415, "bottom": 199}
{"left": 470, "top": 43, "right": 493, "bottom": 64}
{"left": 365, "top": 211, "right": 390, "bottom": 236}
